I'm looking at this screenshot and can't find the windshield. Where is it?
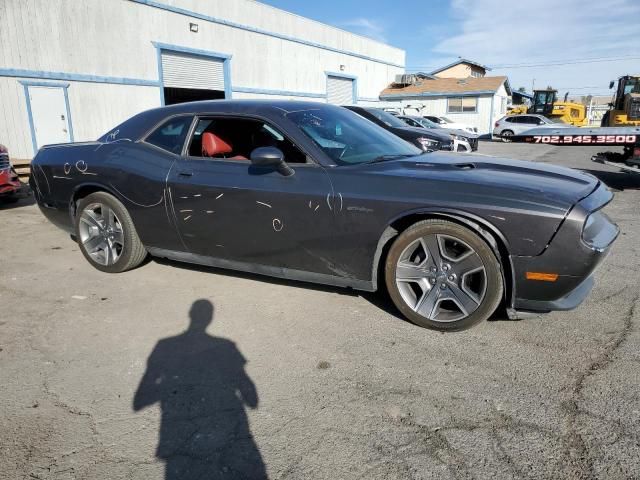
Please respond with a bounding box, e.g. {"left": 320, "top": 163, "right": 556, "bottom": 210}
{"left": 543, "top": 115, "right": 565, "bottom": 124}
{"left": 286, "top": 107, "right": 421, "bottom": 165}
{"left": 366, "top": 108, "right": 411, "bottom": 128}
{"left": 440, "top": 117, "right": 453, "bottom": 123}
{"left": 623, "top": 78, "right": 640, "bottom": 95}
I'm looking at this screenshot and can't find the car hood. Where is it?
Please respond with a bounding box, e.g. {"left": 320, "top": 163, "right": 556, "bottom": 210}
{"left": 364, "top": 151, "right": 599, "bottom": 210}
{"left": 445, "top": 128, "right": 478, "bottom": 139}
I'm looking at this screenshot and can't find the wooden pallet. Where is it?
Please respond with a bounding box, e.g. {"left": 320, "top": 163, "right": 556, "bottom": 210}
{"left": 11, "top": 159, "right": 31, "bottom": 182}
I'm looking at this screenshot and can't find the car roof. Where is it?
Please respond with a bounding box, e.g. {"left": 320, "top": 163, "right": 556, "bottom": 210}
{"left": 99, "top": 100, "right": 346, "bottom": 142}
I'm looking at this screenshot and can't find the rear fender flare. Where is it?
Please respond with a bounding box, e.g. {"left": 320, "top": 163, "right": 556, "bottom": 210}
{"left": 69, "top": 182, "right": 120, "bottom": 222}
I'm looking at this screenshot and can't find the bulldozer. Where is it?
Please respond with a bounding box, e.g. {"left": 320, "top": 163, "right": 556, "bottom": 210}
{"left": 508, "top": 89, "right": 588, "bottom": 126}
{"left": 601, "top": 75, "right": 640, "bottom": 127}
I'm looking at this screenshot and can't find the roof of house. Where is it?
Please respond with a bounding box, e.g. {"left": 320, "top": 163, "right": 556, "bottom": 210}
{"left": 430, "top": 58, "right": 491, "bottom": 75}
{"left": 380, "top": 76, "right": 511, "bottom": 99}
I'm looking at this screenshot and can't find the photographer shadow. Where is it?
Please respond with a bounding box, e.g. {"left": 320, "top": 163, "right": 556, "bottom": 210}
{"left": 133, "top": 299, "right": 267, "bottom": 479}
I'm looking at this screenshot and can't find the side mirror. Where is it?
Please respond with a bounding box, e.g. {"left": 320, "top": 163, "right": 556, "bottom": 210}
{"left": 250, "top": 147, "right": 294, "bottom": 176}
{"left": 609, "top": 81, "right": 615, "bottom": 89}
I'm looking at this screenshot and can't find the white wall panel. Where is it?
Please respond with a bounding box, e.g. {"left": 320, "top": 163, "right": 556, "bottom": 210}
{"left": 0, "top": 78, "right": 34, "bottom": 160}
{"left": 66, "top": 83, "right": 160, "bottom": 143}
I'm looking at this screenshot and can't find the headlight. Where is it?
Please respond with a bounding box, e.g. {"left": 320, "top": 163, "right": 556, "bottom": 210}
{"left": 450, "top": 134, "right": 469, "bottom": 142}
{"left": 582, "top": 210, "right": 618, "bottom": 251}
{"left": 417, "top": 137, "right": 439, "bottom": 151}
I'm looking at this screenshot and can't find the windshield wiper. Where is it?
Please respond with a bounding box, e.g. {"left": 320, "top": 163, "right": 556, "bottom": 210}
{"left": 367, "top": 154, "right": 414, "bottom": 164}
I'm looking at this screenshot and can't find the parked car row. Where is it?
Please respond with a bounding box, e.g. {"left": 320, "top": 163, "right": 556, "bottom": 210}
{"left": 423, "top": 115, "right": 479, "bottom": 135}
{"left": 345, "top": 106, "right": 456, "bottom": 152}
{"left": 397, "top": 115, "right": 479, "bottom": 151}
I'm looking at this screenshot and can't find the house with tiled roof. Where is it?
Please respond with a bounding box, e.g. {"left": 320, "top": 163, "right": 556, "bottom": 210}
{"left": 379, "top": 60, "right": 511, "bottom": 135}
{"left": 430, "top": 59, "right": 490, "bottom": 79}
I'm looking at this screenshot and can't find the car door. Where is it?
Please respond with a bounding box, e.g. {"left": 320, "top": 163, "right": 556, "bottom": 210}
{"left": 167, "top": 115, "right": 338, "bottom": 276}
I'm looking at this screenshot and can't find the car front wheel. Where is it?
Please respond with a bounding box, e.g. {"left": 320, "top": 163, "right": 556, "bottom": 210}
{"left": 385, "top": 219, "right": 503, "bottom": 331}
{"left": 75, "top": 192, "right": 147, "bottom": 273}
{"left": 501, "top": 130, "right": 514, "bottom": 143}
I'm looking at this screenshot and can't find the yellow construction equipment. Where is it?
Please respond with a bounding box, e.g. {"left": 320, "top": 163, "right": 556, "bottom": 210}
{"left": 509, "top": 89, "right": 587, "bottom": 126}
{"left": 601, "top": 75, "right": 640, "bottom": 127}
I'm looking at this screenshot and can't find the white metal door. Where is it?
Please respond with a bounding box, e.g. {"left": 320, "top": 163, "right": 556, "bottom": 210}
{"left": 28, "top": 86, "right": 71, "bottom": 148}
{"left": 327, "top": 76, "right": 354, "bottom": 105}
{"left": 161, "top": 50, "right": 225, "bottom": 90}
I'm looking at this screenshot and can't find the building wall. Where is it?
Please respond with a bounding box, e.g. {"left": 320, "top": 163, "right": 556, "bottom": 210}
{"left": 0, "top": 0, "right": 404, "bottom": 159}
{"left": 435, "top": 64, "right": 485, "bottom": 79}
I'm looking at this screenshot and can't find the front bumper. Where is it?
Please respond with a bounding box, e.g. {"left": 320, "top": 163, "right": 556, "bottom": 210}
{"left": 510, "top": 182, "right": 618, "bottom": 313}
{"left": 0, "top": 168, "right": 21, "bottom": 196}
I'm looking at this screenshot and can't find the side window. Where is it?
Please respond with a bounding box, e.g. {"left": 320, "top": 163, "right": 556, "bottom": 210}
{"left": 146, "top": 116, "right": 193, "bottom": 155}
{"left": 187, "top": 117, "right": 307, "bottom": 164}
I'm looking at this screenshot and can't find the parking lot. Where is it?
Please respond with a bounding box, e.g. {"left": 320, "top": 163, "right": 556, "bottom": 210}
{"left": 2, "top": 142, "right": 639, "bottom": 479}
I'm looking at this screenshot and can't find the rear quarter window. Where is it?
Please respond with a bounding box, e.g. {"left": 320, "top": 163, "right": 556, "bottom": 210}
{"left": 145, "top": 116, "right": 193, "bottom": 155}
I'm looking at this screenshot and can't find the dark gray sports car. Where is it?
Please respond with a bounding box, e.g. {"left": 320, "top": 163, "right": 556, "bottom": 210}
{"left": 30, "top": 100, "right": 618, "bottom": 331}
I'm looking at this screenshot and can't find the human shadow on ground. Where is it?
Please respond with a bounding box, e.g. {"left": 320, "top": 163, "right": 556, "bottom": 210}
{"left": 133, "top": 299, "right": 267, "bottom": 479}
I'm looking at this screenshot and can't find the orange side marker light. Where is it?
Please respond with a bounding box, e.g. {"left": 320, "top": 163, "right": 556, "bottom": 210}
{"left": 526, "top": 272, "right": 558, "bottom": 282}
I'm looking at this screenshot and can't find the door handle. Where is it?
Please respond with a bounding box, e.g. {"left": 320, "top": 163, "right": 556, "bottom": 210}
{"left": 178, "top": 171, "right": 193, "bottom": 177}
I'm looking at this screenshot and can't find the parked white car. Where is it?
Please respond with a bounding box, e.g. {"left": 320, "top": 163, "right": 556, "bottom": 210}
{"left": 493, "top": 114, "right": 570, "bottom": 142}
{"left": 423, "top": 115, "right": 478, "bottom": 134}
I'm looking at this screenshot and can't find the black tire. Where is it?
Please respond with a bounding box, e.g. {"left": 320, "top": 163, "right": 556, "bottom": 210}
{"left": 75, "top": 192, "right": 147, "bottom": 273}
{"left": 384, "top": 219, "right": 503, "bottom": 331}
{"left": 500, "top": 130, "right": 514, "bottom": 143}
{"left": 600, "top": 111, "right": 610, "bottom": 128}
{"left": 0, "top": 195, "right": 20, "bottom": 204}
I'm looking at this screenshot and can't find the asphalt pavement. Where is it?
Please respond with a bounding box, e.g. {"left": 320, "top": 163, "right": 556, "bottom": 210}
{"left": 1, "top": 141, "right": 639, "bottom": 479}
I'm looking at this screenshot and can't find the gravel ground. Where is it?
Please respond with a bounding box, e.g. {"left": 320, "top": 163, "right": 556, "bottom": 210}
{"left": 1, "top": 142, "right": 639, "bottom": 480}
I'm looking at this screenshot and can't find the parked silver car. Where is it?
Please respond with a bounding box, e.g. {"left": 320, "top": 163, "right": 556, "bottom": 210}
{"left": 398, "top": 115, "right": 478, "bottom": 152}
{"left": 423, "top": 115, "right": 478, "bottom": 134}
{"left": 493, "top": 114, "right": 569, "bottom": 142}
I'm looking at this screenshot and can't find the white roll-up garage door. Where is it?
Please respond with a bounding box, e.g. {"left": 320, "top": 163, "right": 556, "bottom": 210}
{"left": 327, "top": 76, "right": 354, "bottom": 105}
{"left": 161, "top": 50, "right": 225, "bottom": 90}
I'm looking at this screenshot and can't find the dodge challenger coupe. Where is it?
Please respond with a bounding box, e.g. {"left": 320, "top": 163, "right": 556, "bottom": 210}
{"left": 30, "top": 100, "right": 618, "bottom": 331}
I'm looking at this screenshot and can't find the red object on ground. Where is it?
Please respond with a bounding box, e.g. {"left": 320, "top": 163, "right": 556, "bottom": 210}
{"left": 0, "top": 144, "right": 22, "bottom": 199}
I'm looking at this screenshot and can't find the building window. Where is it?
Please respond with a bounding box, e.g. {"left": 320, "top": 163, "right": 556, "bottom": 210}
{"left": 470, "top": 71, "right": 482, "bottom": 78}
{"left": 447, "top": 97, "right": 478, "bottom": 113}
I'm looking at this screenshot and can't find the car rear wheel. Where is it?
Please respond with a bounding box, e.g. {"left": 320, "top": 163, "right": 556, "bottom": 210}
{"left": 501, "top": 130, "right": 514, "bottom": 143}
{"left": 75, "top": 192, "right": 147, "bottom": 273}
{"left": 385, "top": 219, "right": 503, "bottom": 331}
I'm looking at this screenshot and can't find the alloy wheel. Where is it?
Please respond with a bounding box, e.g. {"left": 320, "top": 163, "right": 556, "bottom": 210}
{"left": 78, "top": 202, "right": 124, "bottom": 266}
{"left": 395, "top": 234, "right": 487, "bottom": 322}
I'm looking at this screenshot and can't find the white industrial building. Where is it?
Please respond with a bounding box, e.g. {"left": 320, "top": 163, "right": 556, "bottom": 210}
{"left": 0, "top": 0, "right": 405, "bottom": 160}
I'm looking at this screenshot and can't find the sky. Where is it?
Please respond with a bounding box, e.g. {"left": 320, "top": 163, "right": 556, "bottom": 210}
{"left": 260, "top": 0, "right": 640, "bottom": 98}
